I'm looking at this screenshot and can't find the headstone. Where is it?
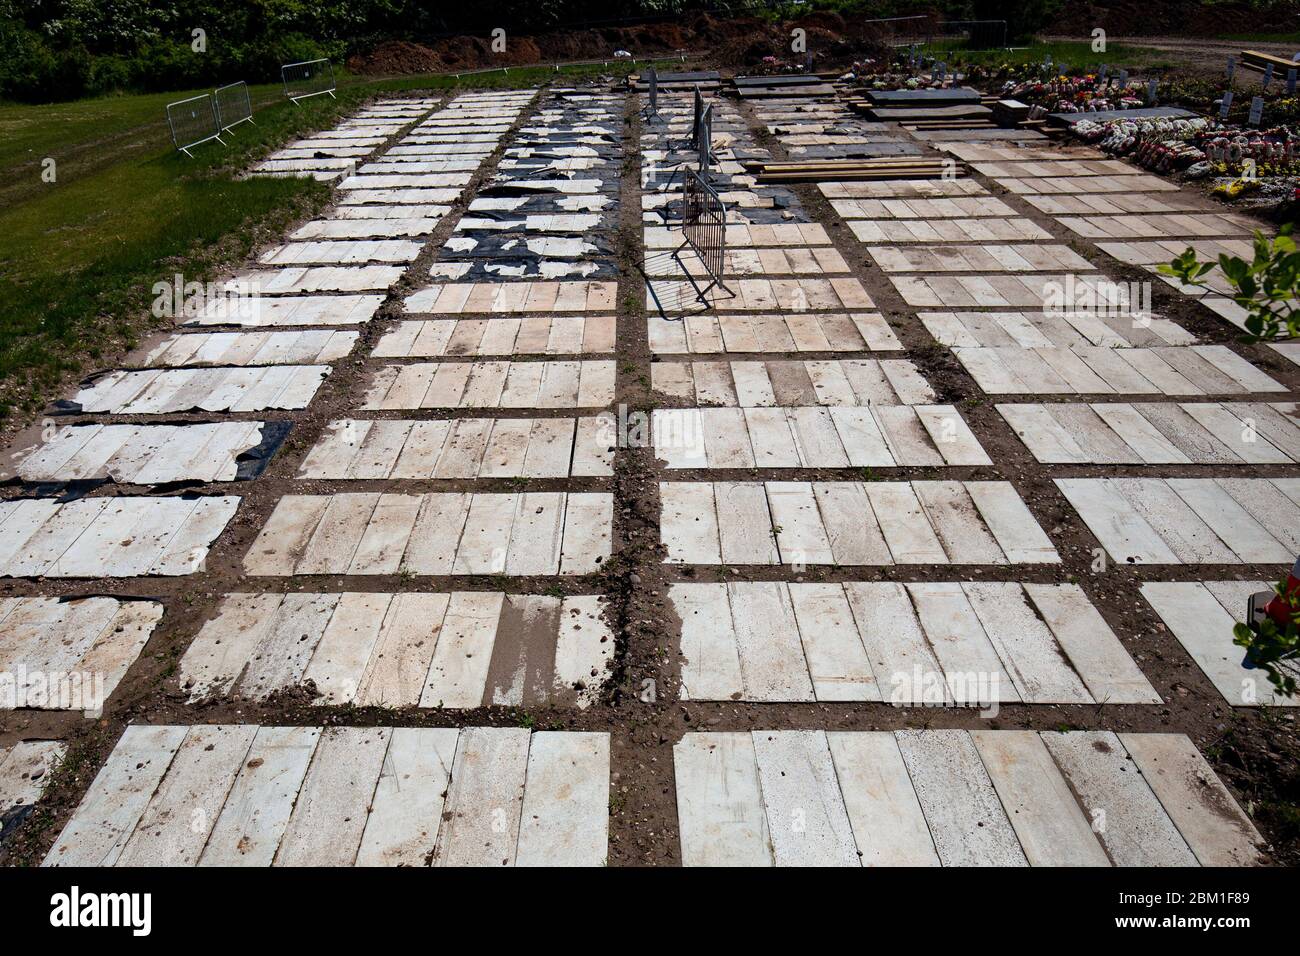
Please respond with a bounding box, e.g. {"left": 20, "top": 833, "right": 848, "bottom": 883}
{"left": 1099, "top": 63, "right": 1110, "bottom": 83}
{"left": 1263, "top": 63, "right": 1274, "bottom": 87}
{"left": 1118, "top": 69, "right": 1129, "bottom": 87}
{"left": 1227, "top": 55, "right": 1235, "bottom": 80}
{"left": 1288, "top": 68, "right": 1297, "bottom": 95}
{"left": 1249, "top": 95, "right": 1264, "bottom": 126}
{"left": 1220, "top": 90, "right": 1234, "bottom": 120}
{"left": 1146, "top": 78, "right": 1158, "bottom": 105}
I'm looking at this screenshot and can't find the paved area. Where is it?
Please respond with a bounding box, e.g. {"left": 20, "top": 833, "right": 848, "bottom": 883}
{"left": 1, "top": 78, "right": 1296, "bottom": 867}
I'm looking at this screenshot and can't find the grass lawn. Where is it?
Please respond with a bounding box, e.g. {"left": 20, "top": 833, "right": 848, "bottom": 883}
{"left": 928, "top": 39, "right": 1176, "bottom": 71}
{"left": 0, "top": 60, "right": 661, "bottom": 424}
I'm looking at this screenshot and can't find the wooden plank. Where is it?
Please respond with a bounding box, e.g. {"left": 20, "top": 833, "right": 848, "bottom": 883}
{"left": 752, "top": 730, "right": 859, "bottom": 866}
{"left": 199, "top": 726, "right": 322, "bottom": 866}
{"left": 506, "top": 492, "right": 566, "bottom": 575}
{"left": 963, "top": 582, "right": 1092, "bottom": 704}
{"left": 558, "top": 492, "right": 611, "bottom": 574}
{"left": 715, "top": 481, "right": 779, "bottom": 564}
{"left": 767, "top": 481, "right": 834, "bottom": 565}
{"left": 1055, "top": 478, "right": 1178, "bottom": 564}
{"left": 730, "top": 582, "right": 814, "bottom": 702}
{"left": 236, "top": 593, "right": 337, "bottom": 699}
{"left": 348, "top": 494, "right": 421, "bottom": 575}
{"left": 1026, "top": 584, "right": 1159, "bottom": 704}
{"left": 1140, "top": 581, "right": 1255, "bottom": 705}
{"left": 44, "top": 725, "right": 186, "bottom": 867}
{"left": 356, "top": 727, "right": 460, "bottom": 866}
{"left": 827, "top": 732, "right": 938, "bottom": 866}
{"left": 914, "top": 480, "right": 1006, "bottom": 565}
{"left": 276, "top": 726, "right": 391, "bottom": 866}
{"left": 844, "top": 582, "right": 951, "bottom": 706}
{"left": 965, "top": 481, "right": 1058, "bottom": 563}
{"left": 402, "top": 493, "right": 470, "bottom": 573}
{"left": 1042, "top": 731, "right": 1197, "bottom": 866}
{"left": 674, "top": 733, "right": 772, "bottom": 867}
{"left": 243, "top": 495, "right": 331, "bottom": 576}
{"left": 355, "top": 592, "right": 450, "bottom": 708}
{"left": 789, "top": 583, "right": 880, "bottom": 702}
{"left": 104, "top": 726, "right": 249, "bottom": 868}
{"left": 514, "top": 732, "right": 609, "bottom": 867}
{"left": 971, "top": 730, "right": 1110, "bottom": 866}
{"left": 865, "top": 482, "right": 946, "bottom": 564}
{"left": 660, "top": 482, "right": 720, "bottom": 564}
{"left": 301, "top": 593, "right": 391, "bottom": 704}
{"left": 672, "top": 584, "right": 744, "bottom": 702}
{"left": 434, "top": 727, "right": 531, "bottom": 866}
{"left": 421, "top": 591, "right": 503, "bottom": 708}
{"left": 1120, "top": 733, "right": 1263, "bottom": 867}
{"left": 895, "top": 729, "right": 1027, "bottom": 866}
{"left": 909, "top": 582, "right": 1018, "bottom": 705}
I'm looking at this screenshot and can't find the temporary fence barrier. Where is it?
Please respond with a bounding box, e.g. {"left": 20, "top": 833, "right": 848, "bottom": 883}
{"left": 282, "top": 58, "right": 336, "bottom": 103}
{"left": 213, "top": 80, "right": 255, "bottom": 132}
{"left": 166, "top": 93, "right": 224, "bottom": 157}
{"left": 674, "top": 165, "right": 730, "bottom": 304}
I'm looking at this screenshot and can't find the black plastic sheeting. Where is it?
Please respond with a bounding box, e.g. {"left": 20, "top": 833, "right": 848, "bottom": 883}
{"left": 235, "top": 420, "right": 292, "bottom": 481}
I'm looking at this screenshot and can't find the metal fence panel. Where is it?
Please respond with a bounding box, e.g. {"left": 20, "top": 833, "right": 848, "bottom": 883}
{"left": 861, "top": 14, "right": 934, "bottom": 47}
{"left": 213, "top": 81, "right": 254, "bottom": 131}
{"left": 678, "top": 166, "right": 729, "bottom": 299}
{"left": 282, "top": 58, "right": 336, "bottom": 103}
{"left": 697, "top": 103, "right": 714, "bottom": 172}
{"left": 166, "top": 93, "right": 223, "bottom": 156}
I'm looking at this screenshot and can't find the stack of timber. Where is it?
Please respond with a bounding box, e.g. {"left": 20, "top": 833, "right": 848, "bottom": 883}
{"left": 744, "top": 156, "right": 964, "bottom": 183}
{"left": 1240, "top": 50, "right": 1300, "bottom": 74}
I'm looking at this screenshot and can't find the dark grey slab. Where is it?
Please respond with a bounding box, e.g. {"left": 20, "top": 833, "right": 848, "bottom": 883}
{"left": 867, "top": 87, "right": 982, "bottom": 105}
{"left": 734, "top": 74, "right": 828, "bottom": 87}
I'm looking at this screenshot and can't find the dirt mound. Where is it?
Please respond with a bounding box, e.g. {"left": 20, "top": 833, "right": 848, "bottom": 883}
{"left": 347, "top": 12, "right": 888, "bottom": 77}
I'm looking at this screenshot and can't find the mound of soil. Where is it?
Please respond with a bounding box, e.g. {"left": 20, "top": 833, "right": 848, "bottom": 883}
{"left": 347, "top": 13, "right": 892, "bottom": 76}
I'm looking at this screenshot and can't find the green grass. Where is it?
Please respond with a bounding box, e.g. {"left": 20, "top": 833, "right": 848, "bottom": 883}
{"left": 928, "top": 39, "right": 1174, "bottom": 71}
{"left": 1216, "top": 31, "right": 1300, "bottom": 43}
{"left": 0, "top": 59, "right": 671, "bottom": 422}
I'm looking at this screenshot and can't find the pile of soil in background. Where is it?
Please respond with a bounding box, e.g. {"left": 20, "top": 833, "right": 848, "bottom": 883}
{"left": 1049, "top": 0, "right": 1300, "bottom": 36}
{"left": 347, "top": 12, "right": 897, "bottom": 76}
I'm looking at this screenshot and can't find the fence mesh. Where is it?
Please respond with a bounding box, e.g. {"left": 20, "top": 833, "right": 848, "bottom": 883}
{"left": 282, "top": 58, "right": 336, "bottom": 102}
{"left": 166, "top": 93, "right": 222, "bottom": 155}
{"left": 680, "top": 166, "right": 727, "bottom": 296}
{"left": 861, "top": 14, "right": 935, "bottom": 47}
{"left": 213, "top": 81, "right": 254, "bottom": 131}
{"left": 697, "top": 103, "right": 714, "bottom": 172}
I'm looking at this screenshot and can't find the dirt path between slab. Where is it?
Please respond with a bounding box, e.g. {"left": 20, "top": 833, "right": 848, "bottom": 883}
{"left": 3, "top": 75, "right": 1298, "bottom": 868}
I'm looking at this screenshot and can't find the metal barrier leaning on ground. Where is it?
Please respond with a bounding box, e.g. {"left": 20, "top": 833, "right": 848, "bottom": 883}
{"left": 166, "top": 93, "right": 225, "bottom": 156}
{"left": 674, "top": 165, "right": 731, "bottom": 306}
{"left": 213, "top": 80, "right": 256, "bottom": 131}
{"left": 282, "top": 58, "right": 337, "bottom": 103}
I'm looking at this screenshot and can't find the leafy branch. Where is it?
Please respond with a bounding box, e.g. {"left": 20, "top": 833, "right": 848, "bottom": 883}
{"left": 1158, "top": 223, "right": 1300, "bottom": 341}
{"left": 1234, "top": 578, "right": 1300, "bottom": 699}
